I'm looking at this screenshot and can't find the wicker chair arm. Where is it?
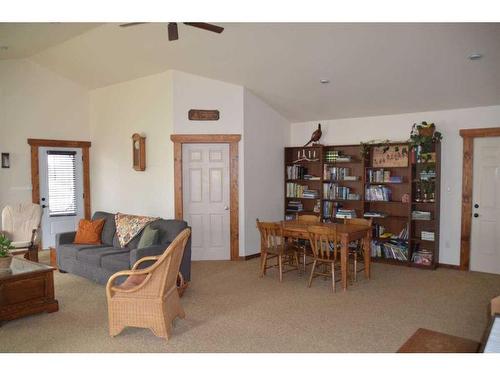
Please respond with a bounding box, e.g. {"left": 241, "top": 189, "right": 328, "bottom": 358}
{"left": 131, "top": 255, "right": 160, "bottom": 270}
{"left": 106, "top": 268, "right": 151, "bottom": 299}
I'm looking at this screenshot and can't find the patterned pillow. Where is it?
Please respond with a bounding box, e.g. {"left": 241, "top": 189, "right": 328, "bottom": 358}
{"left": 114, "top": 213, "right": 158, "bottom": 247}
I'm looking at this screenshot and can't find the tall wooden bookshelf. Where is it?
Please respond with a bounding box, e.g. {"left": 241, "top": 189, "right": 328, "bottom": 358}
{"left": 283, "top": 142, "right": 441, "bottom": 269}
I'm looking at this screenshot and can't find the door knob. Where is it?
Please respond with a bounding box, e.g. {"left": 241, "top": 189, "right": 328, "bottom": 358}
{"left": 474, "top": 203, "right": 479, "bottom": 208}
{"left": 224, "top": 206, "right": 229, "bottom": 211}
{"left": 473, "top": 213, "right": 479, "bottom": 218}
{"left": 42, "top": 204, "right": 47, "bottom": 209}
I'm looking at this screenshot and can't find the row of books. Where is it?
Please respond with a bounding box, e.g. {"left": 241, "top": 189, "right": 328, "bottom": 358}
{"left": 324, "top": 150, "right": 352, "bottom": 163}
{"left": 286, "top": 165, "right": 307, "bottom": 180}
{"left": 323, "top": 166, "right": 358, "bottom": 181}
{"left": 365, "top": 185, "right": 392, "bottom": 201}
{"left": 363, "top": 211, "right": 388, "bottom": 218}
{"left": 286, "top": 183, "right": 306, "bottom": 198}
{"left": 323, "top": 183, "right": 360, "bottom": 200}
{"left": 367, "top": 169, "right": 402, "bottom": 183}
{"left": 371, "top": 239, "right": 409, "bottom": 261}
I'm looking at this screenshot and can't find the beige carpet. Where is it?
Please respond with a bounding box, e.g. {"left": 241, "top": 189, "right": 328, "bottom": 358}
{"left": 1, "top": 251, "right": 499, "bottom": 352}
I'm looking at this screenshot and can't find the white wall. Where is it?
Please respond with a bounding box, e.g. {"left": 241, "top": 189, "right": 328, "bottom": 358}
{"left": 0, "top": 59, "right": 89, "bottom": 211}
{"left": 290, "top": 105, "right": 500, "bottom": 265}
{"left": 89, "top": 71, "right": 174, "bottom": 218}
{"left": 243, "top": 89, "right": 289, "bottom": 254}
{"left": 171, "top": 71, "right": 247, "bottom": 255}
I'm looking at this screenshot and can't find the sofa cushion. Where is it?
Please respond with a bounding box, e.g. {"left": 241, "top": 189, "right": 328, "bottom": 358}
{"left": 92, "top": 211, "right": 116, "bottom": 246}
{"left": 74, "top": 218, "right": 105, "bottom": 245}
{"left": 101, "top": 251, "right": 130, "bottom": 272}
{"left": 137, "top": 225, "right": 159, "bottom": 249}
{"left": 58, "top": 244, "right": 107, "bottom": 259}
{"left": 77, "top": 247, "right": 129, "bottom": 267}
{"left": 149, "top": 219, "right": 188, "bottom": 244}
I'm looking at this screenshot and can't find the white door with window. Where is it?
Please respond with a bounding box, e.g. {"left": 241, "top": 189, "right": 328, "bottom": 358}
{"left": 470, "top": 137, "right": 500, "bottom": 274}
{"left": 182, "top": 144, "right": 230, "bottom": 260}
{"left": 39, "top": 147, "right": 85, "bottom": 249}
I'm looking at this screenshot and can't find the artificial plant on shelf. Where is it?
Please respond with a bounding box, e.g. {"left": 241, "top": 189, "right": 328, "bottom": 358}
{"left": 0, "top": 233, "right": 14, "bottom": 269}
{"left": 408, "top": 121, "right": 443, "bottom": 158}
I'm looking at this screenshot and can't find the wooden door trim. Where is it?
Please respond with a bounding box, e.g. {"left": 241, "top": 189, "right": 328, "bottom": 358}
{"left": 171, "top": 134, "right": 241, "bottom": 261}
{"left": 27, "top": 138, "right": 92, "bottom": 219}
{"left": 459, "top": 127, "right": 500, "bottom": 270}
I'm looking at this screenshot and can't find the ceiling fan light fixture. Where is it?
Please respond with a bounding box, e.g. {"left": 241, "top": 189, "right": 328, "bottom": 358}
{"left": 320, "top": 79, "right": 330, "bottom": 84}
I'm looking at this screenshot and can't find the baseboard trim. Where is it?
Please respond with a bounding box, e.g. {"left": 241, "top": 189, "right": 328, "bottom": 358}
{"left": 438, "top": 263, "right": 461, "bottom": 270}
{"left": 239, "top": 252, "right": 261, "bottom": 261}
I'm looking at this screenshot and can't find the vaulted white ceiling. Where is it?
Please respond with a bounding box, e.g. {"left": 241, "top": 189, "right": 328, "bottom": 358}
{"left": 1, "top": 23, "right": 499, "bottom": 122}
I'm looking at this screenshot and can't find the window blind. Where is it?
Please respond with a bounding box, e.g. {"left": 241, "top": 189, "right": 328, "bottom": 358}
{"left": 47, "top": 151, "right": 77, "bottom": 217}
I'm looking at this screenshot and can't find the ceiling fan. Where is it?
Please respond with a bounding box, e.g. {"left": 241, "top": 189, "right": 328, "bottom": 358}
{"left": 119, "top": 22, "right": 224, "bottom": 41}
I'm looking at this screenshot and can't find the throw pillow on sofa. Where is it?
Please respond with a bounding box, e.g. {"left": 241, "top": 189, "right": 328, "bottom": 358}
{"left": 73, "top": 218, "right": 105, "bottom": 245}
{"left": 137, "top": 225, "right": 159, "bottom": 249}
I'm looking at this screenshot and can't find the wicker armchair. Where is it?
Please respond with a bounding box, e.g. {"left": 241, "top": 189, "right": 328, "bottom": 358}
{"left": 106, "top": 228, "right": 191, "bottom": 340}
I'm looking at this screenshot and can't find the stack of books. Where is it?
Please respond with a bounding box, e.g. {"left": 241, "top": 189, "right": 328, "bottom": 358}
{"left": 335, "top": 209, "right": 357, "bottom": 219}
{"left": 421, "top": 231, "right": 435, "bottom": 241}
{"left": 286, "top": 201, "right": 303, "bottom": 212}
{"left": 302, "top": 189, "right": 319, "bottom": 199}
{"left": 412, "top": 248, "right": 433, "bottom": 265}
{"left": 365, "top": 185, "right": 392, "bottom": 201}
{"left": 412, "top": 210, "right": 431, "bottom": 220}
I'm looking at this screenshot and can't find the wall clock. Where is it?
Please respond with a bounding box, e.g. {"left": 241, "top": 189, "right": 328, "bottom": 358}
{"left": 132, "top": 133, "right": 146, "bottom": 171}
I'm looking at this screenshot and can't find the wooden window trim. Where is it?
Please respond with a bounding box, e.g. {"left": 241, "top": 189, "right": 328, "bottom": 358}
{"left": 459, "top": 127, "right": 500, "bottom": 270}
{"left": 27, "top": 138, "right": 92, "bottom": 219}
{"left": 170, "top": 134, "right": 241, "bottom": 261}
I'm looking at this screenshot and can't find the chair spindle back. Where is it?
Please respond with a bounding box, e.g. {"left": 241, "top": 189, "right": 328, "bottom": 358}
{"left": 307, "top": 225, "right": 337, "bottom": 261}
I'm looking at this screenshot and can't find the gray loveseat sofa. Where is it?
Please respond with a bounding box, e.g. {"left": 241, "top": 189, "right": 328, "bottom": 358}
{"left": 55, "top": 211, "right": 191, "bottom": 285}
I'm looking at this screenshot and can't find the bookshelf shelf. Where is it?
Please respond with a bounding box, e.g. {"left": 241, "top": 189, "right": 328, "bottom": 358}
{"left": 284, "top": 141, "right": 440, "bottom": 269}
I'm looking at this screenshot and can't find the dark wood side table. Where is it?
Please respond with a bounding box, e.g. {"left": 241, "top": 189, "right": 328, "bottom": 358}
{"left": 49, "top": 247, "right": 58, "bottom": 269}
{"left": 398, "top": 328, "right": 480, "bottom": 353}
{"left": 0, "top": 257, "right": 59, "bottom": 325}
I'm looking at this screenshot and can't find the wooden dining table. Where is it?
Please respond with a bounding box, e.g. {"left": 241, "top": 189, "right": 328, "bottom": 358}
{"left": 282, "top": 221, "right": 372, "bottom": 291}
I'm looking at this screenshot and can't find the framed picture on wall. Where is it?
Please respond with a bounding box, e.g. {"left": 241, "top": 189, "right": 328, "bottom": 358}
{"left": 373, "top": 146, "right": 408, "bottom": 167}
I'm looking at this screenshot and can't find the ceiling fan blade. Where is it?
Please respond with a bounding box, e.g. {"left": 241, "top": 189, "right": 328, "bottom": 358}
{"left": 119, "top": 22, "right": 148, "bottom": 28}
{"left": 184, "top": 22, "right": 224, "bottom": 34}
{"left": 168, "top": 22, "right": 179, "bottom": 41}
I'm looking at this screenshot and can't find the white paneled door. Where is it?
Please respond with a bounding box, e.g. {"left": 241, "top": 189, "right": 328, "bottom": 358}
{"left": 470, "top": 137, "right": 500, "bottom": 274}
{"left": 39, "top": 147, "right": 85, "bottom": 249}
{"left": 182, "top": 144, "right": 230, "bottom": 260}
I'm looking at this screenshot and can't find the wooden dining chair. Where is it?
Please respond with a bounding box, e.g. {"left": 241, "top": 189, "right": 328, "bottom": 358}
{"left": 256, "top": 219, "right": 300, "bottom": 282}
{"left": 343, "top": 217, "right": 372, "bottom": 282}
{"left": 307, "top": 225, "right": 340, "bottom": 292}
{"left": 296, "top": 214, "right": 321, "bottom": 272}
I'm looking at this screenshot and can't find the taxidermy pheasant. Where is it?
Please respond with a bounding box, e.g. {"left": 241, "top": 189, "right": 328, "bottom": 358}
{"left": 303, "top": 123, "right": 322, "bottom": 147}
